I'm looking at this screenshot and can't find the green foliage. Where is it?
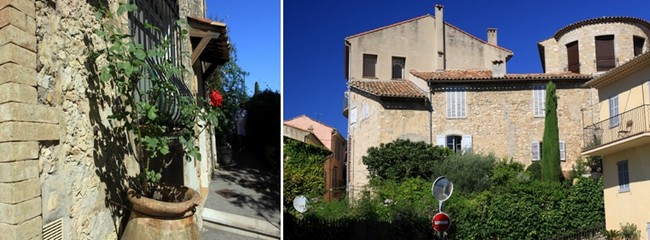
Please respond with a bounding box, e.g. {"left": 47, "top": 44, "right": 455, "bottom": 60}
{"left": 604, "top": 229, "right": 622, "bottom": 240}
{"left": 568, "top": 157, "right": 590, "bottom": 180}
{"left": 207, "top": 45, "right": 249, "bottom": 145}
{"left": 620, "top": 223, "right": 641, "bottom": 240}
{"left": 526, "top": 161, "right": 542, "bottom": 180}
{"left": 291, "top": 159, "right": 605, "bottom": 240}
{"left": 542, "top": 81, "right": 562, "bottom": 182}
{"left": 362, "top": 139, "right": 451, "bottom": 181}
{"left": 254, "top": 81, "right": 260, "bottom": 95}
{"left": 432, "top": 152, "right": 495, "bottom": 193}
{"left": 490, "top": 159, "right": 526, "bottom": 187}
{"left": 247, "top": 89, "right": 281, "bottom": 171}
{"left": 283, "top": 138, "right": 329, "bottom": 209}
{"left": 91, "top": 4, "right": 219, "bottom": 191}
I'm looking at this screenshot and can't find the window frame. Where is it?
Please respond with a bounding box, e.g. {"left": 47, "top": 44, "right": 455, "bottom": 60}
{"left": 362, "top": 54, "right": 378, "bottom": 78}
{"left": 532, "top": 84, "right": 546, "bottom": 117}
{"left": 446, "top": 86, "right": 467, "bottom": 119}
{"left": 609, "top": 95, "right": 619, "bottom": 128}
{"left": 595, "top": 35, "right": 616, "bottom": 72}
{"left": 391, "top": 56, "right": 406, "bottom": 79}
{"left": 617, "top": 160, "right": 630, "bottom": 192}
{"left": 633, "top": 36, "right": 645, "bottom": 57}
{"left": 531, "top": 141, "right": 541, "bottom": 161}
{"left": 566, "top": 41, "right": 580, "bottom": 73}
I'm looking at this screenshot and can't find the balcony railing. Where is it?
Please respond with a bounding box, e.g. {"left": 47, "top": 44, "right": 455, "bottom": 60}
{"left": 583, "top": 104, "right": 650, "bottom": 151}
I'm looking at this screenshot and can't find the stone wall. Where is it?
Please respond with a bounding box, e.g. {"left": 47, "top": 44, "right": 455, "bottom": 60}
{"left": 430, "top": 82, "right": 597, "bottom": 170}
{"left": 540, "top": 20, "right": 650, "bottom": 74}
{"left": 0, "top": 0, "right": 58, "bottom": 239}
{"left": 1, "top": 0, "right": 212, "bottom": 239}
{"left": 347, "top": 90, "right": 430, "bottom": 199}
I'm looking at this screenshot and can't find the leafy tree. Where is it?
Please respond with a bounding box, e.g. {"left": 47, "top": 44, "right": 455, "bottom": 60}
{"left": 208, "top": 45, "right": 249, "bottom": 145}
{"left": 254, "top": 81, "right": 260, "bottom": 95}
{"left": 362, "top": 139, "right": 451, "bottom": 181}
{"left": 283, "top": 138, "right": 328, "bottom": 208}
{"left": 542, "top": 81, "right": 562, "bottom": 182}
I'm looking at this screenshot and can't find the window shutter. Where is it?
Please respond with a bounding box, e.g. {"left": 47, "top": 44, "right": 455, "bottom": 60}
{"left": 350, "top": 107, "right": 358, "bottom": 125}
{"left": 609, "top": 96, "right": 619, "bottom": 127}
{"left": 436, "top": 135, "right": 446, "bottom": 146}
{"left": 595, "top": 35, "right": 615, "bottom": 71}
{"left": 462, "top": 135, "right": 472, "bottom": 152}
{"left": 566, "top": 41, "right": 580, "bottom": 73}
{"left": 560, "top": 141, "right": 566, "bottom": 161}
{"left": 531, "top": 141, "right": 540, "bottom": 161}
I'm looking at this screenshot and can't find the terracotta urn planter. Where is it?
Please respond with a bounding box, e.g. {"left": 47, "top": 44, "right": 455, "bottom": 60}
{"left": 122, "top": 185, "right": 201, "bottom": 239}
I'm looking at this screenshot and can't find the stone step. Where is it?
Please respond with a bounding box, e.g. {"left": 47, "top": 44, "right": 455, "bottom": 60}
{"left": 202, "top": 207, "right": 280, "bottom": 239}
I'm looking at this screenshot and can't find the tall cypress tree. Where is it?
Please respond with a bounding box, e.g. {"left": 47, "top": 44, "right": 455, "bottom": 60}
{"left": 541, "top": 81, "right": 562, "bottom": 182}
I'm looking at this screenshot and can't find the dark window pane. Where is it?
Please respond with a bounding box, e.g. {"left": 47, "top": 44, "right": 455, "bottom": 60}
{"left": 596, "top": 35, "right": 615, "bottom": 71}
{"left": 566, "top": 41, "right": 580, "bottom": 73}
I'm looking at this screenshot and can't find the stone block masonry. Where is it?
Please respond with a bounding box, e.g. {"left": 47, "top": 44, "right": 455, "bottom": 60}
{"left": 0, "top": 0, "right": 59, "bottom": 238}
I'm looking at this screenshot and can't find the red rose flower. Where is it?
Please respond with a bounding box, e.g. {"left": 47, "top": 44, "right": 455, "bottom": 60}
{"left": 209, "top": 90, "right": 223, "bottom": 107}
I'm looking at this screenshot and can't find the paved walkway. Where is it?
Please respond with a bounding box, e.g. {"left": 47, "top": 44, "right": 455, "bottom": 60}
{"left": 201, "top": 149, "right": 281, "bottom": 239}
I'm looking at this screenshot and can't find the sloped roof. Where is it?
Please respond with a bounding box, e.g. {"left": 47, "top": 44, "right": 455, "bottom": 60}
{"left": 411, "top": 69, "right": 591, "bottom": 83}
{"left": 349, "top": 80, "right": 427, "bottom": 99}
{"left": 284, "top": 115, "right": 340, "bottom": 151}
{"left": 553, "top": 16, "right": 650, "bottom": 39}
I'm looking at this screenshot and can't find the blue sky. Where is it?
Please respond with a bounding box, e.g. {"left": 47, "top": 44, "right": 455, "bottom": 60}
{"left": 205, "top": 0, "right": 281, "bottom": 95}
{"left": 284, "top": 0, "right": 650, "bottom": 137}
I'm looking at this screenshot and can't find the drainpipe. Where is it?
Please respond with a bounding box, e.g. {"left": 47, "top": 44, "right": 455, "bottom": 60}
{"left": 429, "top": 81, "right": 433, "bottom": 144}
{"left": 344, "top": 40, "right": 352, "bottom": 199}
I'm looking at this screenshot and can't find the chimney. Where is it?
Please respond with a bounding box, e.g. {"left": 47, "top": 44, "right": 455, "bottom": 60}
{"left": 487, "top": 28, "right": 497, "bottom": 45}
{"left": 435, "top": 4, "right": 445, "bottom": 70}
{"left": 492, "top": 60, "right": 505, "bottom": 78}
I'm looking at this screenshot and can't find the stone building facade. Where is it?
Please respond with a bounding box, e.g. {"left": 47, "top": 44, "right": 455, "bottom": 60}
{"left": 0, "top": 0, "right": 225, "bottom": 239}
{"left": 538, "top": 17, "right": 650, "bottom": 75}
{"left": 344, "top": 5, "right": 513, "bottom": 199}
{"left": 411, "top": 70, "right": 593, "bottom": 169}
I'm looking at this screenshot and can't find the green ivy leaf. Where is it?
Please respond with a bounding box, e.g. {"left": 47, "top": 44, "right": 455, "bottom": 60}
{"left": 147, "top": 106, "right": 158, "bottom": 121}
{"left": 134, "top": 49, "right": 146, "bottom": 60}
{"left": 160, "top": 144, "right": 170, "bottom": 155}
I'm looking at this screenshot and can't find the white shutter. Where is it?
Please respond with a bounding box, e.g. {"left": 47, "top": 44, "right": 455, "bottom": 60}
{"left": 460, "top": 89, "right": 466, "bottom": 117}
{"left": 533, "top": 85, "right": 545, "bottom": 117}
{"left": 436, "top": 135, "right": 446, "bottom": 146}
{"left": 350, "top": 107, "right": 358, "bottom": 125}
{"left": 560, "top": 141, "right": 566, "bottom": 161}
{"left": 531, "top": 141, "right": 540, "bottom": 161}
{"left": 462, "top": 135, "right": 472, "bottom": 152}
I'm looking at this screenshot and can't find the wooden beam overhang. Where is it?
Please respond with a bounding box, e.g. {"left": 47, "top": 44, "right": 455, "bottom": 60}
{"left": 187, "top": 16, "right": 230, "bottom": 78}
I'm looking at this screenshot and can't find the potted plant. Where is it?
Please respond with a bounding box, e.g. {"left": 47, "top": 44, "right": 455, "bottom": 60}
{"left": 90, "top": 3, "right": 221, "bottom": 239}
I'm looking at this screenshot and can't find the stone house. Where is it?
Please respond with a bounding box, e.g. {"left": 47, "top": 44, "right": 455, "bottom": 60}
{"left": 343, "top": 5, "right": 513, "bottom": 199}
{"left": 0, "top": 0, "right": 228, "bottom": 238}
{"left": 343, "top": 7, "right": 650, "bottom": 199}
{"left": 538, "top": 17, "right": 650, "bottom": 75}
{"left": 284, "top": 115, "right": 347, "bottom": 201}
{"left": 582, "top": 50, "right": 650, "bottom": 239}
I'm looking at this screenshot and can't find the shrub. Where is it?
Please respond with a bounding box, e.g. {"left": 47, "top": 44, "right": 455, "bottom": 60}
{"left": 432, "top": 152, "right": 495, "bottom": 193}
{"left": 526, "top": 161, "right": 542, "bottom": 180}
{"left": 362, "top": 139, "right": 451, "bottom": 181}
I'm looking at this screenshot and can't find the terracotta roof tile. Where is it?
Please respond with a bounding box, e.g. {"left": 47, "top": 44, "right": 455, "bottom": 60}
{"left": 349, "top": 80, "right": 427, "bottom": 99}
{"left": 411, "top": 69, "right": 592, "bottom": 82}
{"left": 554, "top": 16, "right": 650, "bottom": 39}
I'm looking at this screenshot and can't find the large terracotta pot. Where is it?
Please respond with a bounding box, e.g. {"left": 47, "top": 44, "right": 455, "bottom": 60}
{"left": 122, "top": 185, "right": 201, "bottom": 240}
